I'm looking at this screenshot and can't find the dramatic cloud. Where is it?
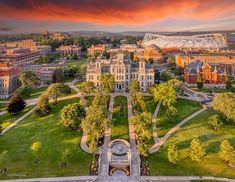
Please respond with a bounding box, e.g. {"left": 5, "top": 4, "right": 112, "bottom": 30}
{"left": 0, "top": 0, "right": 235, "bottom": 25}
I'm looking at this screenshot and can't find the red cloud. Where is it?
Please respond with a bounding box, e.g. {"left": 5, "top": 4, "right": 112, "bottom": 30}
{"left": 0, "top": 0, "right": 234, "bottom": 25}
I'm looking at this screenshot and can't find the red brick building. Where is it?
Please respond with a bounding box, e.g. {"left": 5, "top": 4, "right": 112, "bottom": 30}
{"left": 184, "top": 61, "right": 227, "bottom": 88}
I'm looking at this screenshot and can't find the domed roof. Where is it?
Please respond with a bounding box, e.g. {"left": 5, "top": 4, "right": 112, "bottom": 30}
{"left": 146, "top": 44, "right": 162, "bottom": 52}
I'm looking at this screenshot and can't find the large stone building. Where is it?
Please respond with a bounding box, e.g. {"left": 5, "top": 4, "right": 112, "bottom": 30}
{"left": 87, "top": 44, "right": 106, "bottom": 56}
{"left": 184, "top": 60, "right": 227, "bottom": 88}
{"left": 86, "top": 53, "right": 155, "bottom": 91}
{"left": 0, "top": 64, "right": 20, "bottom": 98}
{"left": 175, "top": 52, "right": 235, "bottom": 76}
{"left": 56, "top": 45, "right": 81, "bottom": 56}
{"left": 0, "top": 48, "right": 41, "bottom": 65}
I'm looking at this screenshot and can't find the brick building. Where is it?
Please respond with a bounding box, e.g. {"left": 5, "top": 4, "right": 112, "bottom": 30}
{"left": 184, "top": 61, "right": 227, "bottom": 88}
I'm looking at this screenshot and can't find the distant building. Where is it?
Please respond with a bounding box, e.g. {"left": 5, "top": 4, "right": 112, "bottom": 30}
{"left": 36, "top": 45, "right": 51, "bottom": 55}
{"left": 184, "top": 61, "right": 227, "bottom": 88}
{"left": 0, "top": 48, "right": 40, "bottom": 65}
{"left": 56, "top": 45, "right": 81, "bottom": 56}
{"left": 87, "top": 44, "right": 106, "bottom": 56}
{"left": 2, "top": 39, "right": 37, "bottom": 49}
{"left": 0, "top": 64, "right": 20, "bottom": 98}
{"left": 51, "top": 32, "right": 65, "bottom": 41}
{"left": 86, "top": 53, "right": 155, "bottom": 92}
{"left": 175, "top": 52, "right": 235, "bottom": 76}
{"left": 19, "top": 62, "right": 65, "bottom": 85}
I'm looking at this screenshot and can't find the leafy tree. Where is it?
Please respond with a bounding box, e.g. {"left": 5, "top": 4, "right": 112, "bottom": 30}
{"left": 31, "top": 142, "right": 42, "bottom": 163}
{"left": 130, "top": 80, "right": 140, "bottom": 96}
{"left": 152, "top": 81, "right": 177, "bottom": 109}
{"left": 66, "top": 65, "right": 79, "bottom": 77}
{"left": 208, "top": 115, "right": 223, "bottom": 130}
{"left": 100, "top": 74, "right": 115, "bottom": 93}
{"left": 61, "top": 148, "right": 71, "bottom": 167}
{"left": 35, "top": 56, "right": 50, "bottom": 64}
{"left": 19, "top": 71, "right": 38, "bottom": 87}
{"left": 81, "top": 105, "right": 111, "bottom": 153}
{"left": 226, "top": 80, "right": 232, "bottom": 91}
{"left": 34, "top": 92, "right": 51, "bottom": 117}
{"left": 160, "top": 71, "right": 173, "bottom": 82}
{"left": 79, "top": 81, "right": 95, "bottom": 94}
{"left": 136, "top": 93, "right": 146, "bottom": 112}
{"left": 168, "top": 79, "right": 184, "bottom": 96}
{"left": 166, "top": 106, "right": 178, "bottom": 123}
{"left": 219, "top": 140, "right": 234, "bottom": 164}
{"left": 16, "top": 86, "right": 31, "bottom": 98}
{"left": 6, "top": 94, "right": 26, "bottom": 114}
{"left": 46, "top": 83, "right": 68, "bottom": 104}
{"left": 79, "top": 98, "right": 87, "bottom": 108}
{"left": 0, "top": 151, "right": 9, "bottom": 173}
{"left": 167, "top": 57, "right": 175, "bottom": 64}
{"left": 60, "top": 103, "right": 85, "bottom": 130}
{"left": 197, "top": 72, "right": 203, "bottom": 89}
{"left": 168, "top": 144, "right": 180, "bottom": 165}
{"left": 52, "top": 68, "right": 64, "bottom": 83}
{"left": 197, "top": 81, "right": 203, "bottom": 90}
{"left": 137, "top": 142, "right": 149, "bottom": 157}
{"left": 212, "top": 93, "right": 235, "bottom": 123}
{"left": 189, "top": 138, "right": 205, "bottom": 162}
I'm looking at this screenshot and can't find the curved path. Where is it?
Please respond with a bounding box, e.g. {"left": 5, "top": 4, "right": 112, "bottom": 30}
{"left": 149, "top": 107, "right": 206, "bottom": 153}
{"left": 152, "top": 100, "right": 162, "bottom": 143}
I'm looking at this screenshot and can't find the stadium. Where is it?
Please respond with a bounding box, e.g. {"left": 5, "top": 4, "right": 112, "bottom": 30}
{"left": 142, "top": 33, "right": 229, "bottom": 51}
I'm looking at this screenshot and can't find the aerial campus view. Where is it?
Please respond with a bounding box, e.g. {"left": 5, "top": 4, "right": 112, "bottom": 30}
{"left": 0, "top": 1, "right": 235, "bottom": 182}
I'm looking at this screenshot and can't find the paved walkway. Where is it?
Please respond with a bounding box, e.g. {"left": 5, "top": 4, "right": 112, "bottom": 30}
{"left": 97, "top": 94, "right": 114, "bottom": 178}
{"left": 0, "top": 110, "right": 6, "bottom": 116}
{"left": 149, "top": 108, "right": 206, "bottom": 153}
{"left": 1, "top": 107, "right": 36, "bottom": 135}
{"left": 152, "top": 100, "right": 162, "bottom": 143}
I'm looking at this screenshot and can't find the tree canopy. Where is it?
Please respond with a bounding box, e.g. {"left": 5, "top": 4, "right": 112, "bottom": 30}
{"left": 19, "top": 71, "right": 38, "bottom": 87}
{"left": 6, "top": 94, "right": 26, "bottom": 114}
{"left": 100, "top": 74, "right": 115, "bottom": 93}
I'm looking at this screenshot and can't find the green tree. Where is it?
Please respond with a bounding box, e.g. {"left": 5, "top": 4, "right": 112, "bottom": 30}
{"left": 60, "top": 103, "right": 85, "bottom": 130}
{"left": 66, "top": 65, "right": 79, "bottom": 77}
{"left": 208, "top": 115, "right": 223, "bottom": 130}
{"left": 168, "top": 144, "right": 180, "bottom": 165}
{"left": 167, "top": 56, "right": 175, "bottom": 64}
{"left": 52, "top": 68, "right": 64, "bottom": 83}
{"left": 219, "top": 140, "right": 234, "bottom": 164}
{"left": 212, "top": 93, "right": 235, "bottom": 123}
{"left": 197, "top": 81, "right": 203, "bottom": 90}
{"left": 31, "top": 141, "right": 42, "bottom": 163}
{"left": 130, "top": 80, "right": 140, "bottom": 95}
{"left": 100, "top": 74, "right": 115, "bottom": 93}
{"left": 6, "top": 94, "right": 26, "bottom": 114}
{"left": 79, "top": 81, "right": 95, "bottom": 94}
{"left": 160, "top": 71, "right": 173, "bottom": 82}
{"left": 152, "top": 81, "right": 177, "bottom": 109}
{"left": 19, "top": 71, "right": 38, "bottom": 87}
{"left": 46, "top": 83, "right": 67, "bottom": 104}
{"left": 16, "top": 86, "right": 31, "bottom": 98}
{"left": 189, "top": 138, "right": 205, "bottom": 162}
{"left": 0, "top": 151, "right": 9, "bottom": 173}
{"left": 34, "top": 92, "right": 51, "bottom": 117}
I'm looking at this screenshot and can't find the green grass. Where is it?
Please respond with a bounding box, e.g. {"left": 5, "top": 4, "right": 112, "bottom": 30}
{"left": 0, "top": 106, "right": 34, "bottom": 129}
{"left": 111, "top": 96, "right": 129, "bottom": 140}
{"left": 65, "top": 59, "right": 86, "bottom": 68}
{"left": 133, "top": 96, "right": 157, "bottom": 115}
{"left": 157, "top": 98, "right": 202, "bottom": 137}
{"left": 149, "top": 110, "right": 235, "bottom": 178}
{"left": 0, "top": 103, "right": 6, "bottom": 112}
{"left": 191, "top": 87, "right": 228, "bottom": 94}
{"left": 0, "top": 98, "right": 92, "bottom": 179}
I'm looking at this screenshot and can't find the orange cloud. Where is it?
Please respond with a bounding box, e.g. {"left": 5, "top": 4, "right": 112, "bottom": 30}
{"left": 0, "top": 0, "right": 234, "bottom": 25}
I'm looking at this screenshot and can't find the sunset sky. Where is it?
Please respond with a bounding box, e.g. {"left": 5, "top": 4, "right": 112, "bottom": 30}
{"left": 0, "top": 0, "right": 235, "bottom": 33}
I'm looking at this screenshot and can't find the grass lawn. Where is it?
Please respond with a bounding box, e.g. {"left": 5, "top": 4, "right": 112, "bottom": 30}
{"left": 149, "top": 110, "right": 235, "bottom": 178}
{"left": 191, "top": 87, "right": 229, "bottom": 94}
{"left": 133, "top": 96, "right": 157, "bottom": 115}
{"left": 0, "top": 106, "right": 34, "bottom": 129}
{"left": 156, "top": 98, "right": 202, "bottom": 137}
{"left": 111, "top": 96, "right": 129, "bottom": 140}
{"left": 0, "top": 103, "right": 6, "bottom": 112}
{"left": 0, "top": 98, "right": 92, "bottom": 180}
{"left": 65, "top": 59, "right": 86, "bottom": 68}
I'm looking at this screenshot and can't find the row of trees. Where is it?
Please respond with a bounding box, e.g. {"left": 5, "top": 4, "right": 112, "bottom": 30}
{"left": 168, "top": 138, "right": 234, "bottom": 166}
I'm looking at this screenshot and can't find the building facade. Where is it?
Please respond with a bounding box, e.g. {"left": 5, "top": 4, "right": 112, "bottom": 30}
{"left": 176, "top": 52, "right": 235, "bottom": 77}
{"left": 184, "top": 61, "right": 227, "bottom": 88}
{"left": 0, "top": 64, "right": 20, "bottom": 98}
{"left": 87, "top": 44, "right": 106, "bottom": 56}
{"left": 86, "top": 53, "right": 155, "bottom": 92}
{"left": 56, "top": 45, "right": 81, "bottom": 56}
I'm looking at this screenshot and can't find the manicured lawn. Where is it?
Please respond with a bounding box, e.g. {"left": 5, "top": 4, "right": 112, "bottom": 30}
{"left": 0, "top": 106, "right": 34, "bottom": 129}
{"left": 65, "top": 59, "right": 86, "bottom": 68}
{"left": 156, "top": 98, "right": 202, "bottom": 137}
{"left": 111, "top": 96, "right": 129, "bottom": 140}
{"left": 0, "top": 98, "right": 92, "bottom": 179}
{"left": 149, "top": 110, "right": 235, "bottom": 178}
{"left": 25, "top": 87, "right": 48, "bottom": 100}
{"left": 133, "top": 96, "right": 157, "bottom": 115}
{"left": 0, "top": 103, "right": 6, "bottom": 112}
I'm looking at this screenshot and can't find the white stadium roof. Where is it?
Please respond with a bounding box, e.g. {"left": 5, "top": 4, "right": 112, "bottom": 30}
{"left": 142, "top": 33, "right": 229, "bottom": 49}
